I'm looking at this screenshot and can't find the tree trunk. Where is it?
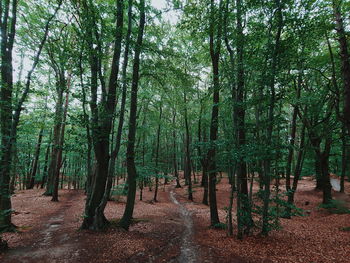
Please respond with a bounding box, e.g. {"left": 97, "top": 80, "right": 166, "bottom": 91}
{"left": 41, "top": 130, "right": 52, "bottom": 189}
{"left": 286, "top": 124, "right": 306, "bottom": 217}
{"left": 333, "top": 0, "right": 350, "bottom": 135}
{"left": 173, "top": 111, "right": 181, "bottom": 188}
{"left": 27, "top": 127, "right": 44, "bottom": 189}
{"left": 235, "top": 0, "right": 252, "bottom": 239}
{"left": 262, "top": 0, "right": 283, "bottom": 236}
{"left": 52, "top": 77, "right": 70, "bottom": 201}
{"left": 43, "top": 79, "right": 64, "bottom": 197}
{"left": 119, "top": 0, "right": 145, "bottom": 230}
{"left": 206, "top": 0, "right": 223, "bottom": 227}
{"left": 0, "top": 0, "right": 18, "bottom": 234}
{"left": 183, "top": 91, "right": 193, "bottom": 201}
{"left": 340, "top": 126, "right": 347, "bottom": 192}
{"left": 102, "top": 0, "right": 133, "bottom": 208}
{"left": 153, "top": 103, "right": 163, "bottom": 202}
{"left": 81, "top": 0, "right": 124, "bottom": 230}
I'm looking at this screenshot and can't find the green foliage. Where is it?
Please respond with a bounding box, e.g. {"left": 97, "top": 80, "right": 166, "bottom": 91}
{"left": 212, "top": 222, "right": 226, "bottom": 230}
{"left": 111, "top": 183, "right": 128, "bottom": 197}
{"left": 340, "top": 227, "right": 350, "bottom": 232}
{"left": 319, "top": 200, "right": 350, "bottom": 215}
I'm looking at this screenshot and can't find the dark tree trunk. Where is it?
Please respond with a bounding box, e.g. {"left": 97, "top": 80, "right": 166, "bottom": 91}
{"left": 285, "top": 69, "right": 302, "bottom": 218}
{"left": 235, "top": 0, "right": 252, "bottom": 239}
{"left": 44, "top": 77, "right": 64, "bottom": 197}
{"left": 27, "top": 127, "right": 44, "bottom": 189}
{"left": 153, "top": 103, "right": 163, "bottom": 202}
{"left": 333, "top": 0, "right": 350, "bottom": 135}
{"left": 262, "top": 0, "right": 283, "bottom": 236}
{"left": 173, "top": 111, "right": 181, "bottom": 188}
{"left": 183, "top": 92, "right": 193, "bottom": 201}
{"left": 119, "top": 0, "right": 145, "bottom": 230}
{"left": 0, "top": 0, "right": 18, "bottom": 234}
{"left": 41, "top": 130, "right": 52, "bottom": 189}
{"left": 81, "top": 0, "right": 124, "bottom": 230}
{"left": 52, "top": 81, "right": 70, "bottom": 202}
{"left": 206, "top": 0, "right": 223, "bottom": 227}
{"left": 286, "top": 124, "right": 306, "bottom": 217}
{"left": 340, "top": 126, "right": 347, "bottom": 192}
{"left": 103, "top": 0, "right": 133, "bottom": 207}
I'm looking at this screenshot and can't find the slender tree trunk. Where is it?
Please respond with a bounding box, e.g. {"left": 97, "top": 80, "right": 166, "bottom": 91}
{"left": 262, "top": 0, "right": 283, "bottom": 236}
{"left": 173, "top": 111, "right": 181, "bottom": 188}
{"left": 286, "top": 124, "right": 306, "bottom": 216}
{"left": 41, "top": 130, "right": 52, "bottom": 189}
{"left": 183, "top": 92, "right": 193, "bottom": 201}
{"left": 206, "top": 0, "right": 223, "bottom": 227}
{"left": 102, "top": 0, "right": 133, "bottom": 208}
{"left": 235, "top": 0, "right": 253, "bottom": 239}
{"left": 81, "top": 0, "right": 124, "bottom": 230}
{"left": 27, "top": 127, "right": 44, "bottom": 189}
{"left": 44, "top": 79, "right": 64, "bottom": 196}
{"left": 340, "top": 126, "right": 347, "bottom": 192}
{"left": 153, "top": 103, "right": 163, "bottom": 202}
{"left": 119, "top": 0, "right": 145, "bottom": 230}
{"left": 52, "top": 78, "right": 70, "bottom": 201}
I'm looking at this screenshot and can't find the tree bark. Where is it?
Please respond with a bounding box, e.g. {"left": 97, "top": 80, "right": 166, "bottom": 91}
{"left": 332, "top": 0, "right": 350, "bottom": 135}
{"left": 173, "top": 110, "right": 181, "bottom": 188}
{"left": 27, "top": 127, "right": 44, "bottom": 189}
{"left": 119, "top": 0, "right": 145, "bottom": 230}
{"left": 81, "top": 0, "right": 124, "bottom": 230}
{"left": 52, "top": 77, "right": 70, "bottom": 201}
{"left": 153, "top": 103, "right": 163, "bottom": 202}
{"left": 262, "top": 0, "right": 283, "bottom": 236}
{"left": 206, "top": 0, "right": 223, "bottom": 227}
{"left": 183, "top": 91, "right": 193, "bottom": 201}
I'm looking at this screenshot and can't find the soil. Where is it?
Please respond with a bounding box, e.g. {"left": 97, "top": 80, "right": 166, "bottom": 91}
{"left": 0, "top": 175, "right": 349, "bottom": 263}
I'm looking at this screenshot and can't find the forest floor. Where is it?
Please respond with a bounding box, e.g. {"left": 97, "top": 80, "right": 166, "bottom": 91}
{"left": 0, "top": 175, "right": 349, "bottom": 263}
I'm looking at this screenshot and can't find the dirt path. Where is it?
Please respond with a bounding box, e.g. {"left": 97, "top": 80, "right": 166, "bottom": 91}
{"left": 1, "top": 186, "right": 214, "bottom": 263}
{"left": 170, "top": 189, "right": 199, "bottom": 263}
{"left": 2, "top": 190, "right": 84, "bottom": 263}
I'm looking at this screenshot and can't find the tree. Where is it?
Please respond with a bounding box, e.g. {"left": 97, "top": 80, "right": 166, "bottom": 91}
{"left": 119, "top": 0, "right": 146, "bottom": 230}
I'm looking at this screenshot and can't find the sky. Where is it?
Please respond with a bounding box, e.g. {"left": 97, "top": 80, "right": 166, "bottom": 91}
{"left": 151, "top": 0, "right": 168, "bottom": 9}
{"left": 151, "top": 0, "right": 179, "bottom": 24}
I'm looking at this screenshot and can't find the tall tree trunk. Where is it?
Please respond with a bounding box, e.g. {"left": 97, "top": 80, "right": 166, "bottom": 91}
{"left": 262, "top": 0, "right": 283, "bottom": 236}
{"left": 286, "top": 123, "right": 306, "bottom": 216}
{"left": 173, "top": 110, "right": 181, "bottom": 188}
{"left": 78, "top": 54, "right": 93, "bottom": 196}
{"left": 153, "top": 103, "right": 163, "bottom": 202}
{"left": 41, "top": 130, "right": 52, "bottom": 189}
{"left": 235, "top": 0, "right": 252, "bottom": 239}
{"left": 340, "top": 126, "right": 347, "bottom": 192}
{"left": 27, "top": 127, "right": 44, "bottom": 189}
{"left": 43, "top": 77, "right": 64, "bottom": 197}
{"left": 52, "top": 78, "right": 70, "bottom": 202}
{"left": 102, "top": 0, "right": 133, "bottom": 208}
{"left": 285, "top": 70, "right": 302, "bottom": 218}
{"left": 206, "top": 0, "right": 223, "bottom": 227}
{"left": 183, "top": 92, "right": 193, "bottom": 201}
{"left": 81, "top": 0, "right": 124, "bottom": 230}
{"left": 0, "top": 0, "right": 18, "bottom": 234}
{"left": 119, "top": 0, "right": 145, "bottom": 230}
{"left": 332, "top": 0, "right": 350, "bottom": 135}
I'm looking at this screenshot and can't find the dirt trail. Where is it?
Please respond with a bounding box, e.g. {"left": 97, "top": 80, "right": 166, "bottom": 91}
{"left": 3, "top": 191, "right": 83, "bottom": 263}
{"left": 170, "top": 190, "right": 198, "bottom": 263}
